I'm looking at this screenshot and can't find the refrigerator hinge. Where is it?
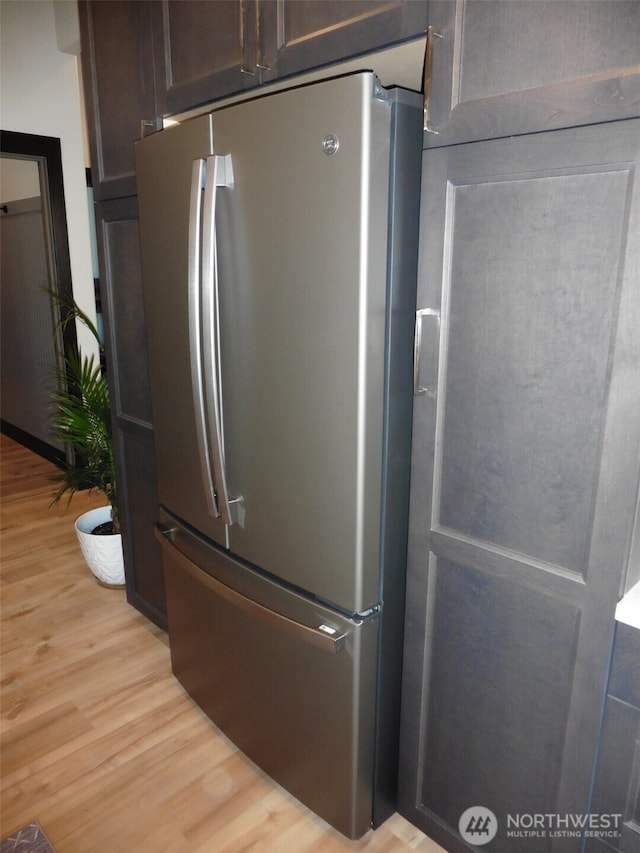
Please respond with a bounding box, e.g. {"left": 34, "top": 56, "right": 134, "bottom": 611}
{"left": 372, "top": 78, "right": 388, "bottom": 102}
{"left": 355, "top": 603, "right": 382, "bottom": 620}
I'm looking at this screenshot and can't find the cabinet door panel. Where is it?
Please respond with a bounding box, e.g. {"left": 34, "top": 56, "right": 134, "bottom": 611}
{"left": 589, "top": 625, "right": 640, "bottom": 853}
{"left": 79, "top": 1, "right": 158, "bottom": 200}
{"left": 439, "top": 170, "right": 625, "bottom": 573}
{"left": 263, "top": 0, "right": 427, "bottom": 81}
{"left": 119, "top": 425, "right": 165, "bottom": 624}
{"left": 399, "top": 120, "right": 640, "bottom": 852}
{"left": 421, "top": 561, "right": 580, "bottom": 826}
{"left": 95, "top": 197, "right": 166, "bottom": 628}
{"left": 425, "top": 0, "right": 640, "bottom": 146}
{"left": 152, "top": 0, "right": 256, "bottom": 115}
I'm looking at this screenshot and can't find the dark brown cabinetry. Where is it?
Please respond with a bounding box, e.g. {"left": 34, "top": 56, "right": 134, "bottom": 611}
{"left": 78, "top": 0, "right": 158, "bottom": 200}
{"left": 79, "top": 0, "right": 166, "bottom": 627}
{"left": 588, "top": 622, "right": 640, "bottom": 853}
{"left": 259, "top": 0, "right": 427, "bottom": 84}
{"left": 399, "top": 118, "right": 640, "bottom": 852}
{"left": 151, "top": 0, "right": 257, "bottom": 115}
{"left": 152, "top": 0, "right": 427, "bottom": 117}
{"left": 424, "top": 0, "right": 640, "bottom": 146}
{"left": 400, "top": 5, "right": 640, "bottom": 848}
{"left": 94, "top": 196, "right": 166, "bottom": 628}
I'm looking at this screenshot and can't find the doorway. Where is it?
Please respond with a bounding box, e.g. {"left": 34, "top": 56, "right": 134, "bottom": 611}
{"left": 0, "top": 130, "right": 77, "bottom": 463}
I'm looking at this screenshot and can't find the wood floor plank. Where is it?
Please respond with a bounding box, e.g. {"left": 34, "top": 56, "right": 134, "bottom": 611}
{"left": 1, "top": 701, "right": 94, "bottom": 773}
{"left": 0, "top": 435, "right": 445, "bottom": 852}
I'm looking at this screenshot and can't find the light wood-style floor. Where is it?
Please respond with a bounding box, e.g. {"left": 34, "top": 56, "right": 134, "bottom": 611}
{"left": 0, "top": 435, "right": 445, "bottom": 852}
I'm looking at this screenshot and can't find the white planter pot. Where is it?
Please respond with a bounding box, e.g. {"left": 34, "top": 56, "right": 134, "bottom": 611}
{"left": 75, "top": 506, "right": 125, "bottom": 588}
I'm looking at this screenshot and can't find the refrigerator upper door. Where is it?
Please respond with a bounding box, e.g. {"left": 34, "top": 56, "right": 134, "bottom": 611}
{"left": 214, "top": 73, "right": 393, "bottom": 613}
{"left": 135, "top": 114, "right": 229, "bottom": 546}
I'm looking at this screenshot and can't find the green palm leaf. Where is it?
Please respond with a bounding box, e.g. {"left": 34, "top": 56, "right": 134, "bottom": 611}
{"left": 49, "top": 293, "right": 118, "bottom": 533}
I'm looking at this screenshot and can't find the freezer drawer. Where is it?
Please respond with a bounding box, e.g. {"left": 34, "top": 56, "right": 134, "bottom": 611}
{"left": 156, "top": 522, "right": 380, "bottom": 839}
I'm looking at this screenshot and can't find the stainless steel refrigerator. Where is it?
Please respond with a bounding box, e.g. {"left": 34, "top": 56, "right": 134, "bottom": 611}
{"left": 135, "top": 72, "right": 421, "bottom": 839}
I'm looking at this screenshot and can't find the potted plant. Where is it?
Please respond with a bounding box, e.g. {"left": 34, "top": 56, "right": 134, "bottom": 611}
{"left": 49, "top": 294, "right": 124, "bottom": 588}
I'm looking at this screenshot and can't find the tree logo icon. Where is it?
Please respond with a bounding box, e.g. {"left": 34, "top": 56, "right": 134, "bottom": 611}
{"left": 459, "top": 806, "right": 498, "bottom": 845}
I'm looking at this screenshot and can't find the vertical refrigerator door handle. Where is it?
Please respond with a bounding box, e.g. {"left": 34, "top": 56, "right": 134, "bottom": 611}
{"left": 188, "top": 158, "right": 219, "bottom": 519}
{"left": 202, "top": 154, "right": 242, "bottom": 527}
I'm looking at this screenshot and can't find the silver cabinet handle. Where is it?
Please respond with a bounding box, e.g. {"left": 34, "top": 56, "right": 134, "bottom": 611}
{"left": 423, "top": 25, "right": 442, "bottom": 134}
{"left": 414, "top": 308, "right": 440, "bottom": 397}
{"left": 154, "top": 524, "right": 348, "bottom": 654}
{"left": 240, "top": 0, "right": 255, "bottom": 75}
{"left": 188, "top": 159, "right": 219, "bottom": 519}
{"left": 140, "top": 119, "right": 157, "bottom": 139}
{"left": 255, "top": 0, "right": 270, "bottom": 70}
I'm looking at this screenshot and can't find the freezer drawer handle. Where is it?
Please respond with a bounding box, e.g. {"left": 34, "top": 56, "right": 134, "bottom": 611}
{"left": 154, "top": 524, "right": 348, "bottom": 655}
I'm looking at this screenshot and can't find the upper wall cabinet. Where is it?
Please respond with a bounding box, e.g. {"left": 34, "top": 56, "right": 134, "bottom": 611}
{"left": 151, "top": 0, "right": 260, "bottom": 116}
{"left": 79, "top": 1, "right": 159, "bottom": 201}
{"left": 81, "top": 1, "right": 427, "bottom": 175}
{"left": 258, "top": 0, "right": 428, "bottom": 83}
{"left": 152, "top": 0, "right": 428, "bottom": 117}
{"left": 424, "top": 0, "right": 640, "bottom": 146}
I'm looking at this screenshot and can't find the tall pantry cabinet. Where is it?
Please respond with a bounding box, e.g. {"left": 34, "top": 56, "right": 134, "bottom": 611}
{"left": 78, "top": 0, "right": 166, "bottom": 627}
{"left": 401, "top": 120, "right": 640, "bottom": 853}
{"left": 399, "top": 3, "right": 640, "bottom": 852}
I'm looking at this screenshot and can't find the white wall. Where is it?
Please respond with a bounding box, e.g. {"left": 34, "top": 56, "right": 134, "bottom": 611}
{"left": 0, "top": 158, "right": 41, "bottom": 201}
{"left": 0, "top": 0, "right": 97, "bottom": 354}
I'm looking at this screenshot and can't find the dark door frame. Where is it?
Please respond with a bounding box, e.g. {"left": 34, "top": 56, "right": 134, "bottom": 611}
{"left": 0, "top": 129, "right": 78, "bottom": 462}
